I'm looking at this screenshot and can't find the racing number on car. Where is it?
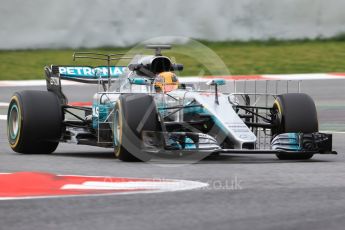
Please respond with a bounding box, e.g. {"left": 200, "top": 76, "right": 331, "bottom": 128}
{"left": 50, "top": 77, "right": 59, "bottom": 86}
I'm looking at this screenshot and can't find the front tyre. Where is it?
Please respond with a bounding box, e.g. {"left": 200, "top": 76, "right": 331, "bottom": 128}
{"left": 7, "top": 91, "right": 62, "bottom": 154}
{"left": 114, "top": 94, "right": 162, "bottom": 162}
{"left": 273, "top": 93, "right": 318, "bottom": 160}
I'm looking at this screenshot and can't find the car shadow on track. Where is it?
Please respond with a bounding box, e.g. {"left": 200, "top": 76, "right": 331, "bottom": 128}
{"left": 197, "top": 154, "right": 334, "bottom": 164}
{"left": 51, "top": 150, "right": 336, "bottom": 164}
{"left": 52, "top": 151, "right": 115, "bottom": 159}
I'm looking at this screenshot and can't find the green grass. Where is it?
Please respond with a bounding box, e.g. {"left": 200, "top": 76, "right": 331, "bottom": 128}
{"left": 1, "top": 39, "right": 345, "bottom": 80}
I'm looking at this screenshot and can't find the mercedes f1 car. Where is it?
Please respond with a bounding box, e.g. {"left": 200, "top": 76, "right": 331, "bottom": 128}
{"left": 7, "top": 45, "right": 336, "bottom": 161}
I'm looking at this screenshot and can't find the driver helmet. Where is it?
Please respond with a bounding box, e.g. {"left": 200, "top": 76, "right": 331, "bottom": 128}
{"left": 154, "top": 72, "right": 179, "bottom": 93}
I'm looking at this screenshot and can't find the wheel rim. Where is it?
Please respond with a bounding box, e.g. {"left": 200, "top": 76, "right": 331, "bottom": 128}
{"left": 114, "top": 105, "right": 123, "bottom": 158}
{"left": 114, "top": 109, "right": 121, "bottom": 146}
{"left": 272, "top": 100, "right": 283, "bottom": 135}
{"left": 8, "top": 104, "right": 20, "bottom": 140}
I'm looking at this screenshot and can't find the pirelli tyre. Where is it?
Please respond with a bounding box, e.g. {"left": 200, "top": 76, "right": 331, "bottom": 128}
{"left": 114, "top": 94, "right": 162, "bottom": 162}
{"left": 7, "top": 91, "right": 62, "bottom": 154}
{"left": 273, "top": 93, "right": 318, "bottom": 160}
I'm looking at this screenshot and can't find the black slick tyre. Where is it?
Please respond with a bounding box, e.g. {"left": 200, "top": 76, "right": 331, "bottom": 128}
{"left": 114, "top": 94, "right": 162, "bottom": 162}
{"left": 273, "top": 93, "right": 318, "bottom": 160}
{"left": 7, "top": 91, "right": 62, "bottom": 154}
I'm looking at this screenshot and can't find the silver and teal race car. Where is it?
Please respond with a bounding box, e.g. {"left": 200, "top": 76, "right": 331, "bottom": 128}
{"left": 7, "top": 45, "right": 336, "bottom": 162}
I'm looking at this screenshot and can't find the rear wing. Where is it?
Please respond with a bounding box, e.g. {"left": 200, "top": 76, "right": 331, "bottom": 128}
{"left": 45, "top": 51, "right": 133, "bottom": 105}
{"left": 48, "top": 65, "right": 127, "bottom": 84}
{"left": 44, "top": 65, "right": 126, "bottom": 105}
{"left": 46, "top": 51, "right": 132, "bottom": 84}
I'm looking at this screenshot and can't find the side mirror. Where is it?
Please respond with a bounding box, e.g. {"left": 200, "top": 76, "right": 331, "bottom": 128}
{"left": 206, "top": 78, "right": 226, "bottom": 105}
{"left": 206, "top": 79, "right": 226, "bottom": 86}
{"left": 171, "top": 64, "right": 184, "bottom": 71}
{"left": 128, "top": 64, "right": 143, "bottom": 71}
{"left": 129, "top": 78, "right": 149, "bottom": 85}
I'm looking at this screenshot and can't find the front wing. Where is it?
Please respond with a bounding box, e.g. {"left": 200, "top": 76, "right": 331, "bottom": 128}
{"left": 141, "top": 131, "right": 336, "bottom": 156}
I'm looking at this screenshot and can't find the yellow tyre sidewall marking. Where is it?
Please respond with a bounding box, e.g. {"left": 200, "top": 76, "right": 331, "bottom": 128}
{"left": 8, "top": 96, "right": 22, "bottom": 148}
{"left": 273, "top": 99, "right": 282, "bottom": 115}
{"left": 273, "top": 99, "right": 283, "bottom": 134}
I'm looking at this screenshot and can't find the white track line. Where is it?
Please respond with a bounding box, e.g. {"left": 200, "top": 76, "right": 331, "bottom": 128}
{"left": 61, "top": 180, "right": 207, "bottom": 191}
{"left": 0, "top": 73, "right": 345, "bottom": 87}
{"left": 0, "top": 179, "right": 208, "bottom": 201}
{"left": 180, "top": 73, "right": 345, "bottom": 83}
{"left": 321, "top": 130, "right": 345, "bottom": 134}
{"left": 0, "top": 80, "right": 84, "bottom": 87}
{"left": 263, "top": 73, "right": 345, "bottom": 81}
{"left": 0, "top": 102, "right": 9, "bottom": 121}
{"left": 0, "top": 102, "right": 9, "bottom": 107}
{"left": 0, "top": 186, "right": 204, "bottom": 201}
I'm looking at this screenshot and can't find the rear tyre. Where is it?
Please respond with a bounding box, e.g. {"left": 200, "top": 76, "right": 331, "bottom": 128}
{"left": 114, "top": 94, "right": 162, "bottom": 162}
{"left": 273, "top": 93, "right": 318, "bottom": 160}
{"left": 7, "top": 91, "right": 62, "bottom": 154}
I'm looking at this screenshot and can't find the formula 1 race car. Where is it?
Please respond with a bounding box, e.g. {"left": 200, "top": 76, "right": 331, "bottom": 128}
{"left": 7, "top": 45, "right": 336, "bottom": 161}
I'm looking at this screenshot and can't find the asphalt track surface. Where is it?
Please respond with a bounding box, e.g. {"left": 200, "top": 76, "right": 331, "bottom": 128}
{"left": 0, "top": 80, "right": 345, "bottom": 230}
